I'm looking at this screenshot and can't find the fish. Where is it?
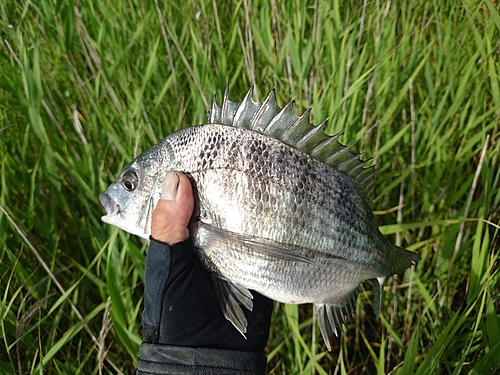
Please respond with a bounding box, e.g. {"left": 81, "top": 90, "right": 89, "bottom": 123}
{"left": 99, "top": 84, "right": 420, "bottom": 350}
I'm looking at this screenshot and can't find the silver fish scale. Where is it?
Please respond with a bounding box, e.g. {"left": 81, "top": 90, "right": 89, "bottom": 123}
{"left": 175, "top": 124, "right": 374, "bottom": 232}
{"left": 159, "top": 124, "right": 389, "bottom": 295}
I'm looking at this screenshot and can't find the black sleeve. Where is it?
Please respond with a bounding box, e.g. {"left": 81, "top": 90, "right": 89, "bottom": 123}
{"left": 136, "top": 343, "right": 267, "bottom": 375}
{"left": 137, "top": 238, "right": 272, "bottom": 375}
{"left": 142, "top": 238, "right": 172, "bottom": 342}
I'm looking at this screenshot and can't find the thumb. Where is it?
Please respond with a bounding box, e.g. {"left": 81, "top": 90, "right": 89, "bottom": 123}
{"left": 151, "top": 172, "right": 194, "bottom": 245}
{"left": 160, "top": 171, "right": 180, "bottom": 201}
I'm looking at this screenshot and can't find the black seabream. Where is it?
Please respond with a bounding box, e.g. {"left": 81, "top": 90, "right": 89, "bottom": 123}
{"left": 99, "top": 84, "right": 420, "bottom": 350}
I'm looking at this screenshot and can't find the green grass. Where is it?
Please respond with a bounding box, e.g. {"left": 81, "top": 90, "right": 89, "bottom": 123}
{"left": 1, "top": 0, "right": 499, "bottom": 373}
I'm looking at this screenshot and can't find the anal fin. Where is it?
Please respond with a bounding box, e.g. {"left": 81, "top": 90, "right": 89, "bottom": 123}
{"left": 373, "top": 276, "right": 386, "bottom": 318}
{"left": 315, "top": 289, "right": 358, "bottom": 351}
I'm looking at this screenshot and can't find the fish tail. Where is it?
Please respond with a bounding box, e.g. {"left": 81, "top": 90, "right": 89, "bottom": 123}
{"left": 371, "top": 246, "right": 418, "bottom": 319}
{"left": 388, "top": 245, "right": 420, "bottom": 275}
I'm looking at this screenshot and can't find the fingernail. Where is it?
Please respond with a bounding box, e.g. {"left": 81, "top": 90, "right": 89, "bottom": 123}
{"left": 161, "top": 172, "right": 179, "bottom": 201}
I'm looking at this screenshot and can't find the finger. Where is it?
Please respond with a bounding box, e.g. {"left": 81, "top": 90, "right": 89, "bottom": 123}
{"left": 160, "top": 171, "right": 180, "bottom": 201}
{"left": 151, "top": 172, "right": 194, "bottom": 245}
{"left": 172, "top": 172, "right": 194, "bottom": 216}
{"left": 158, "top": 172, "right": 194, "bottom": 225}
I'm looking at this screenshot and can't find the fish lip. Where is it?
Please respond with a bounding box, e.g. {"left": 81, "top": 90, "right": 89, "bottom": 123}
{"left": 99, "top": 192, "right": 120, "bottom": 221}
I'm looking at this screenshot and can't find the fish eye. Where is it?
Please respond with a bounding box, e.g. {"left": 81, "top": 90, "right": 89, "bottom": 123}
{"left": 121, "top": 169, "right": 139, "bottom": 191}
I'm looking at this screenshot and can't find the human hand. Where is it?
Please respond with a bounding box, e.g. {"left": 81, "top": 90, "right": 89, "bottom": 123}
{"left": 144, "top": 171, "right": 273, "bottom": 354}
{"left": 151, "top": 171, "right": 194, "bottom": 245}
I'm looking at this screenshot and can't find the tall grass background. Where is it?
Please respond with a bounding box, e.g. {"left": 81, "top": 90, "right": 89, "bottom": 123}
{"left": 1, "top": 0, "right": 499, "bottom": 373}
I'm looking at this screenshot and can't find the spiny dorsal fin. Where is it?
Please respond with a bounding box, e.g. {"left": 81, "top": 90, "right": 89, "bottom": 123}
{"left": 208, "top": 84, "right": 376, "bottom": 199}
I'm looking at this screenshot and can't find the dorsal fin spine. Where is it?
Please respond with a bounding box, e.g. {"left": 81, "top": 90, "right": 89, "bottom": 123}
{"left": 264, "top": 99, "right": 297, "bottom": 137}
{"left": 338, "top": 155, "right": 364, "bottom": 174}
{"left": 310, "top": 131, "right": 347, "bottom": 160}
{"left": 250, "top": 89, "right": 279, "bottom": 132}
{"left": 281, "top": 108, "right": 313, "bottom": 144}
{"left": 233, "top": 85, "right": 259, "bottom": 128}
{"left": 324, "top": 142, "right": 357, "bottom": 165}
{"left": 295, "top": 119, "right": 329, "bottom": 150}
{"left": 221, "top": 83, "right": 230, "bottom": 124}
{"left": 209, "top": 93, "right": 221, "bottom": 123}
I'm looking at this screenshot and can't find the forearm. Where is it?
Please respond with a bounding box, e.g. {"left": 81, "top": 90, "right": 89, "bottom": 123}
{"left": 137, "top": 343, "right": 267, "bottom": 375}
{"left": 142, "top": 237, "right": 175, "bottom": 343}
{"left": 139, "top": 238, "right": 268, "bottom": 375}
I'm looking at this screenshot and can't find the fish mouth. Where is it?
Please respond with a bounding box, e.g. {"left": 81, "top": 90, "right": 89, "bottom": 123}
{"left": 99, "top": 192, "right": 120, "bottom": 222}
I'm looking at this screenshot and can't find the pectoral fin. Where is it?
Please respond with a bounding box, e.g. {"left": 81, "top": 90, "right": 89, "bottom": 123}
{"left": 196, "top": 222, "right": 315, "bottom": 264}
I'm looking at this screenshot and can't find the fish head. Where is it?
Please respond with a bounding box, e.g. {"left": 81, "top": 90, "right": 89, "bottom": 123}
{"left": 99, "top": 142, "right": 172, "bottom": 239}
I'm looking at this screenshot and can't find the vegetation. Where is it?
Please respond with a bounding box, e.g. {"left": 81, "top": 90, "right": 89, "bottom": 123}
{"left": 1, "top": 0, "right": 499, "bottom": 373}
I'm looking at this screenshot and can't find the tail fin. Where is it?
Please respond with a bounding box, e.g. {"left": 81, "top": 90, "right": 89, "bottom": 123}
{"left": 389, "top": 246, "right": 420, "bottom": 275}
{"left": 373, "top": 247, "right": 418, "bottom": 318}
